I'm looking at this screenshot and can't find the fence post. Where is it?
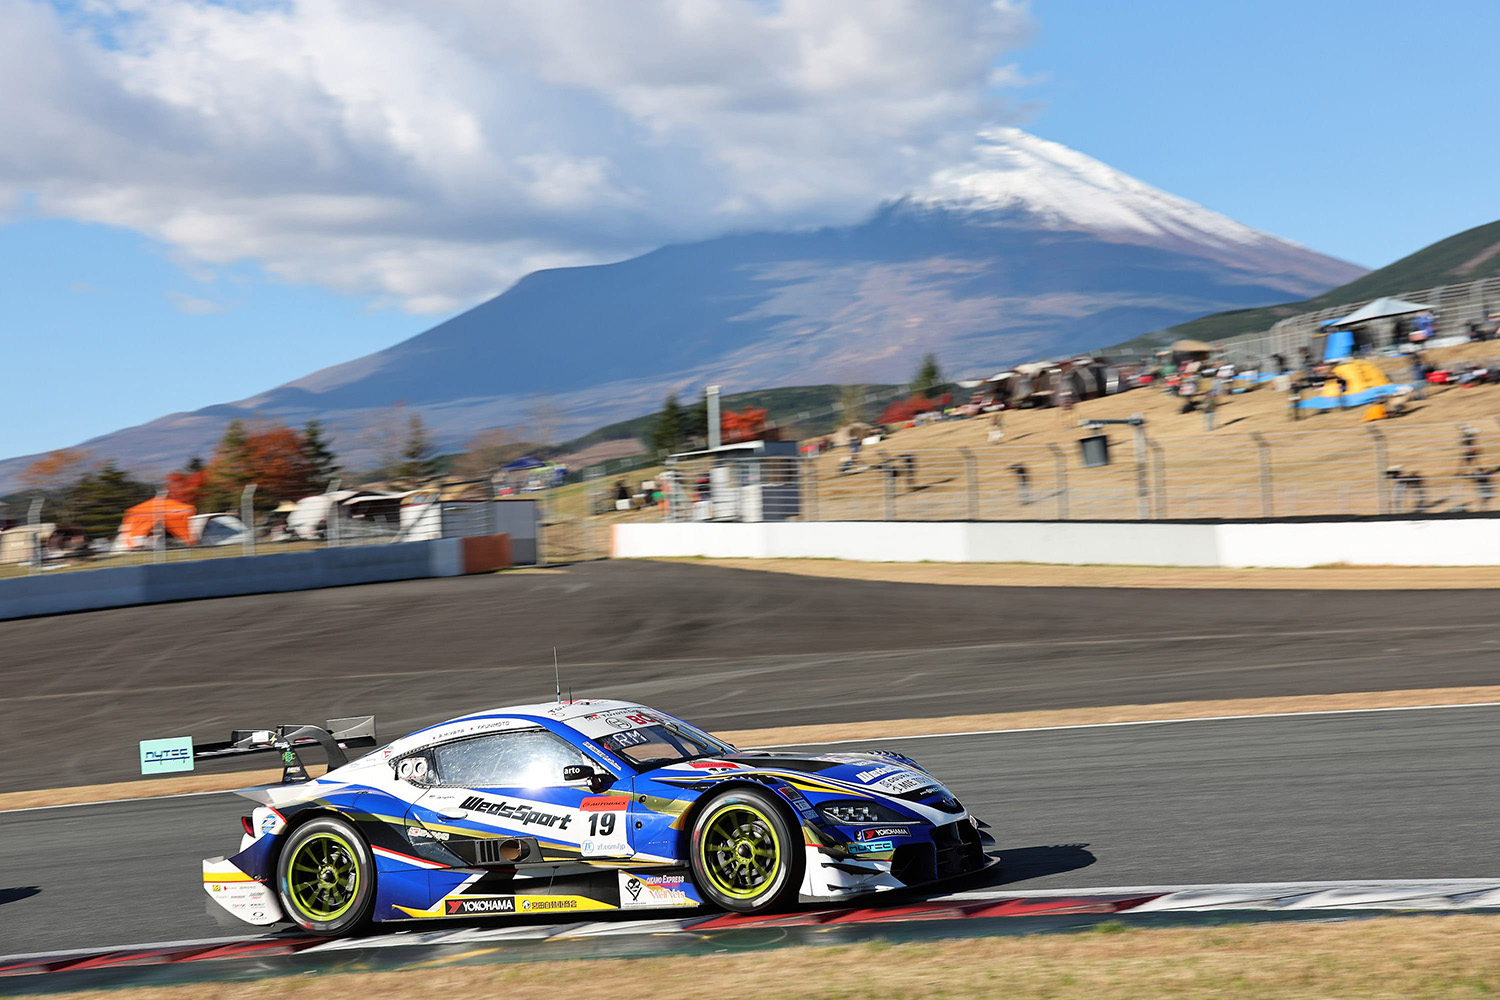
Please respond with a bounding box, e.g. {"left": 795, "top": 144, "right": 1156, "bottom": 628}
{"left": 539, "top": 477, "right": 550, "bottom": 566}
{"left": 1145, "top": 439, "right": 1167, "bottom": 518}
{"left": 1249, "top": 433, "right": 1273, "bottom": 517}
{"left": 1045, "top": 444, "right": 1068, "bottom": 520}
{"left": 1132, "top": 414, "right": 1149, "bottom": 519}
{"left": 958, "top": 447, "right": 978, "bottom": 520}
{"left": 240, "top": 483, "right": 257, "bottom": 557}
{"left": 802, "top": 455, "right": 818, "bottom": 521}
{"left": 1367, "top": 427, "right": 1388, "bottom": 514}
{"left": 27, "top": 496, "right": 42, "bottom": 576}
{"left": 154, "top": 492, "right": 166, "bottom": 564}
{"left": 883, "top": 461, "right": 896, "bottom": 520}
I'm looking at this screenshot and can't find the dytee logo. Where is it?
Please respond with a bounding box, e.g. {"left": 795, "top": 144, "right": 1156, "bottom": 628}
{"left": 139, "top": 737, "right": 195, "bottom": 775}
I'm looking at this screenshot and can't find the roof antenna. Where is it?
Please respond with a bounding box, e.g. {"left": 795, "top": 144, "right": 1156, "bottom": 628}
{"left": 554, "top": 647, "right": 561, "bottom": 704}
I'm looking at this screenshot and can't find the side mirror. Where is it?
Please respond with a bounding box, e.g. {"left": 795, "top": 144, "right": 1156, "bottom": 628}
{"left": 563, "top": 763, "right": 612, "bottom": 793}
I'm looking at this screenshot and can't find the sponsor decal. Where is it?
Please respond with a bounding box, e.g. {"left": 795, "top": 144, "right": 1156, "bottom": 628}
{"left": 779, "top": 788, "right": 820, "bottom": 821}
{"left": 619, "top": 871, "right": 690, "bottom": 908}
{"left": 407, "top": 825, "right": 450, "bottom": 842}
{"left": 857, "top": 827, "right": 910, "bottom": 840}
{"left": 845, "top": 839, "right": 895, "bottom": 855}
{"left": 458, "top": 796, "right": 573, "bottom": 830}
{"left": 446, "top": 896, "right": 516, "bottom": 915}
{"left": 688, "top": 760, "right": 742, "bottom": 771}
{"left": 854, "top": 764, "right": 904, "bottom": 783}
{"left": 521, "top": 897, "right": 578, "bottom": 911}
{"left": 139, "top": 737, "right": 195, "bottom": 775}
{"left": 581, "top": 796, "right": 628, "bottom": 812}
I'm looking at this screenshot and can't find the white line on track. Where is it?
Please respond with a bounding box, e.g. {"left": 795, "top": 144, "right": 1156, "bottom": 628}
{"left": 756, "top": 700, "right": 1500, "bottom": 749}
{"left": 5, "top": 879, "right": 1499, "bottom": 965}
{"left": 6, "top": 701, "right": 1498, "bottom": 814}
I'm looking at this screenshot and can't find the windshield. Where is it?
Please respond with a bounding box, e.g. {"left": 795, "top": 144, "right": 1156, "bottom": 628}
{"left": 593, "top": 721, "right": 735, "bottom": 770}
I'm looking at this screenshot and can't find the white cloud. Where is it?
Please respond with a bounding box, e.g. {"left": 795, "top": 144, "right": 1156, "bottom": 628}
{"left": 167, "top": 290, "right": 226, "bottom": 315}
{"left": 0, "top": 0, "right": 1034, "bottom": 313}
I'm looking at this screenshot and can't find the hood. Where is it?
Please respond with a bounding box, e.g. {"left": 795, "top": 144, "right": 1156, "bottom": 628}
{"left": 649, "top": 749, "right": 965, "bottom": 824}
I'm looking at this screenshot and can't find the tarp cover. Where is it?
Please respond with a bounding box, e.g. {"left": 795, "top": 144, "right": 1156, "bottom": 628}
{"left": 1330, "top": 296, "right": 1433, "bottom": 328}
{"left": 119, "top": 497, "right": 195, "bottom": 548}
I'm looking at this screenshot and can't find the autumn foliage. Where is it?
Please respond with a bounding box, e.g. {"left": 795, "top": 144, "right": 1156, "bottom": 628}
{"left": 721, "top": 406, "right": 769, "bottom": 444}
{"left": 165, "top": 468, "right": 209, "bottom": 506}
{"left": 205, "top": 420, "right": 318, "bottom": 509}
{"left": 879, "top": 395, "right": 939, "bottom": 424}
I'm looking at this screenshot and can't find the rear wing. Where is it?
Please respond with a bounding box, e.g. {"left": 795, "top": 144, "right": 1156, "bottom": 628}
{"left": 140, "top": 716, "right": 377, "bottom": 784}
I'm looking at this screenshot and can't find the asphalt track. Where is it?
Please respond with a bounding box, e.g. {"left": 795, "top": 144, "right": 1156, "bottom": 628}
{"left": 4, "top": 560, "right": 1500, "bottom": 792}
{"left": 1, "top": 705, "right": 1496, "bottom": 957}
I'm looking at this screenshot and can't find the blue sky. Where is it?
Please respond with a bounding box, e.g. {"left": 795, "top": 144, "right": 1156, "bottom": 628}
{"left": 3, "top": 0, "right": 1498, "bottom": 462}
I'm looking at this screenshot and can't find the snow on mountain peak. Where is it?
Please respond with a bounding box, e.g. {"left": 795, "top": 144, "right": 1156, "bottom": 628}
{"left": 910, "top": 127, "right": 1291, "bottom": 252}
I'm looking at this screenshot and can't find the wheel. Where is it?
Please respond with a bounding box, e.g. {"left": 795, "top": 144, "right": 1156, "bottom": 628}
{"left": 275, "top": 816, "right": 375, "bottom": 935}
{"left": 689, "top": 787, "right": 803, "bottom": 913}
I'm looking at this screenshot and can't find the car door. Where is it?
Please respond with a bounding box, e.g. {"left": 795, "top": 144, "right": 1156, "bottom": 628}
{"left": 406, "top": 728, "right": 632, "bottom": 864}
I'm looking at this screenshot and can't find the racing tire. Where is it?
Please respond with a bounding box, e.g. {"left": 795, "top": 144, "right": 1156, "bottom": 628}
{"left": 275, "top": 816, "right": 376, "bottom": 935}
{"left": 689, "top": 787, "right": 803, "bottom": 913}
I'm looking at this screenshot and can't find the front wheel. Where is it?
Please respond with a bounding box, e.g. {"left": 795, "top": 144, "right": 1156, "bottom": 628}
{"left": 689, "top": 787, "right": 803, "bottom": 913}
{"left": 275, "top": 816, "right": 375, "bottom": 935}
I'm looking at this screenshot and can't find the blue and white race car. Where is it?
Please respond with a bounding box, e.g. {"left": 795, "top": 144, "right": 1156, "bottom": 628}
{"left": 195, "top": 700, "right": 994, "bottom": 934}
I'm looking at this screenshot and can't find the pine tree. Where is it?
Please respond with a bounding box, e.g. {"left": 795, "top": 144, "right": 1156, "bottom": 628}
{"left": 394, "top": 413, "right": 438, "bottom": 486}
{"left": 649, "top": 394, "right": 685, "bottom": 455}
{"left": 913, "top": 353, "right": 944, "bottom": 394}
{"left": 681, "top": 391, "right": 709, "bottom": 446}
{"left": 301, "top": 420, "right": 340, "bottom": 488}
{"left": 205, "top": 419, "right": 253, "bottom": 510}
{"left": 65, "top": 463, "right": 155, "bottom": 538}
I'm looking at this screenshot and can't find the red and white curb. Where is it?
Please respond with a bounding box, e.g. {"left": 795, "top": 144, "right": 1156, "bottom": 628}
{"left": 4, "top": 880, "right": 1498, "bottom": 978}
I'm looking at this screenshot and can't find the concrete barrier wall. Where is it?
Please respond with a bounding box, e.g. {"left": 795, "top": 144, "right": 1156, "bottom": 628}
{"left": 612, "top": 519, "right": 1500, "bottom": 569}
{"left": 0, "top": 538, "right": 466, "bottom": 621}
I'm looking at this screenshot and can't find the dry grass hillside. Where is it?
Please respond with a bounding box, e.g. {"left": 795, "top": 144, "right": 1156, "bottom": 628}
{"left": 605, "top": 341, "right": 1500, "bottom": 524}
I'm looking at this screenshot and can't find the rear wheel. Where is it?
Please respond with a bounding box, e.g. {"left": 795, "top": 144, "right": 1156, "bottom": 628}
{"left": 689, "top": 788, "right": 802, "bottom": 913}
{"left": 275, "top": 816, "right": 375, "bottom": 935}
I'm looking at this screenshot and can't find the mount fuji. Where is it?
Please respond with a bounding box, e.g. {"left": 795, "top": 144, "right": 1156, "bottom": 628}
{"left": 0, "top": 129, "right": 1364, "bottom": 486}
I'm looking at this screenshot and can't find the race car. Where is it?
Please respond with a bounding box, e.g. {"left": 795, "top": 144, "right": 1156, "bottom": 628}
{"left": 190, "top": 700, "right": 994, "bottom": 935}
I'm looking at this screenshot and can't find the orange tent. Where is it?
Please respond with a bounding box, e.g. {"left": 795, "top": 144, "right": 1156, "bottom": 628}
{"left": 120, "top": 496, "right": 196, "bottom": 549}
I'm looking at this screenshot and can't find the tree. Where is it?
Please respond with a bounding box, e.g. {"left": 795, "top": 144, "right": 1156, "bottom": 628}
{"left": 649, "top": 394, "right": 685, "bottom": 455}
{"left": 204, "top": 420, "right": 317, "bottom": 510}
{"left": 301, "top": 420, "right": 340, "bottom": 488}
{"left": 721, "top": 406, "right": 768, "bottom": 444}
{"left": 912, "top": 353, "right": 944, "bottom": 394}
{"left": 64, "top": 463, "right": 154, "bottom": 538}
{"left": 838, "top": 384, "right": 867, "bottom": 425}
{"left": 165, "top": 463, "right": 209, "bottom": 506}
{"left": 879, "top": 395, "right": 939, "bottom": 425}
{"left": 206, "top": 419, "right": 254, "bottom": 508}
{"left": 19, "top": 448, "right": 94, "bottom": 520}
{"left": 682, "top": 391, "right": 709, "bottom": 446}
{"left": 393, "top": 412, "right": 439, "bottom": 486}
{"left": 451, "top": 426, "right": 528, "bottom": 479}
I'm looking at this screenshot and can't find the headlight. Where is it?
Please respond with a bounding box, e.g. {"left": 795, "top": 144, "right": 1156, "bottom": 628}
{"left": 818, "top": 800, "right": 909, "bottom": 824}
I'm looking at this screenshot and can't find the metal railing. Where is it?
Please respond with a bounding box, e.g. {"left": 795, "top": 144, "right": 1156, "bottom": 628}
{"left": 642, "top": 420, "right": 1500, "bottom": 525}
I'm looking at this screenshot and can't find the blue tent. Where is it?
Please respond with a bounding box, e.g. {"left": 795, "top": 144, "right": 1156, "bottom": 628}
{"left": 500, "top": 456, "right": 546, "bottom": 471}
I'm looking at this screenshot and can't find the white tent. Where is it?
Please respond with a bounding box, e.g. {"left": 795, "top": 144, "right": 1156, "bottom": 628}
{"left": 1329, "top": 296, "right": 1432, "bottom": 328}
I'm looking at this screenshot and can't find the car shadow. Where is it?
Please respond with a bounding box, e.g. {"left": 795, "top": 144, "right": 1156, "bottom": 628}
{"left": 0, "top": 886, "right": 41, "bottom": 907}
{"left": 956, "top": 843, "right": 1097, "bottom": 891}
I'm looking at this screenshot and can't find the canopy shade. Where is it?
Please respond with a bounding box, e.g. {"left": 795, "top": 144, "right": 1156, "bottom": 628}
{"left": 500, "top": 456, "right": 546, "bottom": 471}
{"left": 1330, "top": 296, "right": 1432, "bottom": 328}
{"left": 1170, "top": 339, "right": 1215, "bottom": 353}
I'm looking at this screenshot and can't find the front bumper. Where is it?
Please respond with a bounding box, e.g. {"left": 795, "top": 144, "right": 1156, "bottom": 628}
{"left": 203, "top": 856, "right": 283, "bottom": 926}
{"left": 801, "top": 818, "right": 993, "bottom": 902}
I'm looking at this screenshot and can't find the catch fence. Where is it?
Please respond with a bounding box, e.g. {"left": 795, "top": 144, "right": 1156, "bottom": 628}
{"left": 645, "top": 420, "right": 1500, "bottom": 525}
{"left": 3, "top": 479, "right": 547, "bottom": 579}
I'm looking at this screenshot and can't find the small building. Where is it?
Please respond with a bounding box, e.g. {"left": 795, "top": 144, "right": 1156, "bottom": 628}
{"left": 664, "top": 440, "right": 801, "bottom": 522}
